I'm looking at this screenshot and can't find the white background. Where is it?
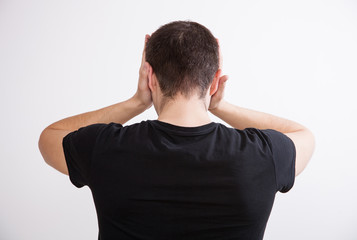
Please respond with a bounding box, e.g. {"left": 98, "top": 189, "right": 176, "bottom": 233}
{"left": 1, "top": 0, "right": 356, "bottom": 239}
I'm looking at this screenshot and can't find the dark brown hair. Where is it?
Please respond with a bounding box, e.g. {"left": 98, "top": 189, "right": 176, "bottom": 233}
{"left": 146, "top": 21, "right": 219, "bottom": 99}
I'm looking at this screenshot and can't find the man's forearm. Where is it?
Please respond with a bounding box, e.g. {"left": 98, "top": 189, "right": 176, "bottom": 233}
{"left": 46, "top": 94, "right": 148, "bottom": 131}
{"left": 209, "top": 100, "right": 305, "bottom": 133}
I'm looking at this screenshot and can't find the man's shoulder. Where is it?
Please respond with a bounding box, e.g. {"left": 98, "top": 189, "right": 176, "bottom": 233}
{"left": 101, "top": 120, "right": 153, "bottom": 137}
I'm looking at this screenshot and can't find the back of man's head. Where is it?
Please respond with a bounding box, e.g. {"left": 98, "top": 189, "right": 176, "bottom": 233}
{"left": 146, "top": 21, "right": 219, "bottom": 99}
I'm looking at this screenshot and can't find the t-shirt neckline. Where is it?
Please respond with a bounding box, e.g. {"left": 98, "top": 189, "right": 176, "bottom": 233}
{"left": 149, "top": 120, "right": 217, "bottom": 136}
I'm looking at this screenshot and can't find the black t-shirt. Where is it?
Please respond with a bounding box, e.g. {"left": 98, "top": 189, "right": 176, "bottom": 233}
{"left": 62, "top": 120, "right": 296, "bottom": 240}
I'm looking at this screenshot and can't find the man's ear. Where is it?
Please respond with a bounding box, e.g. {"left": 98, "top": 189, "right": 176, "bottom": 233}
{"left": 147, "top": 63, "right": 156, "bottom": 92}
{"left": 209, "top": 69, "right": 222, "bottom": 96}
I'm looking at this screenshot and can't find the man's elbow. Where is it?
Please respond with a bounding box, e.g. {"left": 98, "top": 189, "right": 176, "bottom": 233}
{"left": 295, "top": 128, "right": 315, "bottom": 176}
{"left": 304, "top": 128, "right": 316, "bottom": 162}
{"left": 38, "top": 127, "right": 70, "bottom": 175}
{"left": 38, "top": 128, "right": 51, "bottom": 165}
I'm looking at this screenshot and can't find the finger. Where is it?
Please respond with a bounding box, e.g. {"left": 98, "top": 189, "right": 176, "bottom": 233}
{"left": 220, "top": 75, "right": 229, "bottom": 84}
{"left": 141, "top": 34, "right": 151, "bottom": 64}
{"left": 216, "top": 75, "right": 228, "bottom": 94}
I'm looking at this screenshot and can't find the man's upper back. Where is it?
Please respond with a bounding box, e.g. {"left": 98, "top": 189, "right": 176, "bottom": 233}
{"left": 63, "top": 120, "right": 295, "bottom": 240}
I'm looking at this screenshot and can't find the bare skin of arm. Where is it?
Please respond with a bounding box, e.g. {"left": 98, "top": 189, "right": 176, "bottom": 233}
{"left": 39, "top": 34, "right": 314, "bottom": 177}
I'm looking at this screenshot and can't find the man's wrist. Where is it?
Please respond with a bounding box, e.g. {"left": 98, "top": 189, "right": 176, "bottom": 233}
{"left": 130, "top": 93, "right": 151, "bottom": 112}
{"left": 209, "top": 100, "right": 228, "bottom": 115}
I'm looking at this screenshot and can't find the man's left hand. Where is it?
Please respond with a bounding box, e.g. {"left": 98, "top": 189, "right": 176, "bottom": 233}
{"left": 134, "top": 34, "right": 152, "bottom": 110}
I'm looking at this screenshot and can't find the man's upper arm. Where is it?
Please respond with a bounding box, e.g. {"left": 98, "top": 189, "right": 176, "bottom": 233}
{"left": 38, "top": 127, "right": 72, "bottom": 175}
{"left": 284, "top": 129, "right": 315, "bottom": 176}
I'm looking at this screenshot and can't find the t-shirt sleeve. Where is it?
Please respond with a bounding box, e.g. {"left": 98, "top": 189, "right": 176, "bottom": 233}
{"left": 62, "top": 123, "right": 107, "bottom": 188}
{"left": 263, "top": 129, "right": 296, "bottom": 193}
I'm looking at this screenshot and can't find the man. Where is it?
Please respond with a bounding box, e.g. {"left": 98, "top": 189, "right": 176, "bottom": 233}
{"left": 38, "top": 21, "right": 315, "bottom": 240}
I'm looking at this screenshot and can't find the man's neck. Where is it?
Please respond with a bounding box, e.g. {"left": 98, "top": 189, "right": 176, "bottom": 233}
{"left": 157, "top": 94, "right": 211, "bottom": 127}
